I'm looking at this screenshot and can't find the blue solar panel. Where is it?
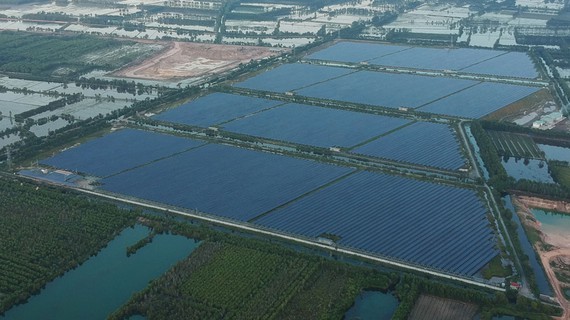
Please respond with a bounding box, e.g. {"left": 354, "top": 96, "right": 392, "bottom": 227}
{"left": 255, "top": 171, "right": 497, "bottom": 276}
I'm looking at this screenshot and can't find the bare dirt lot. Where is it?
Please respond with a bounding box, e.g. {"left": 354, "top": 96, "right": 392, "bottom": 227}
{"left": 113, "top": 41, "right": 284, "bottom": 81}
{"left": 514, "top": 195, "right": 570, "bottom": 319}
{"left": 408, "top": 294, "right": 478, "bottom": 320}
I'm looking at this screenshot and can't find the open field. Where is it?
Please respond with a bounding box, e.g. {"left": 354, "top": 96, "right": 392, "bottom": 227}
{"left": 408, "top": 294, "right": 478, "bottom": 320}
{"left": 113, "top": 41, "right": 282, "bottom": 81}
{"left": 487, "top": 131, "right": 544, "bottom": 159}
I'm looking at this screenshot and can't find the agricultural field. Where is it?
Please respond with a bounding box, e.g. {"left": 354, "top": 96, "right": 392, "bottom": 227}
{"left": 487, "top": 131, "right": 544, "bottom": 159}
{"left": 0, "top": 177, "right": 136, "bottom": 314}
{"left": 256, "top": 171, "right": 497, "bottom": 276}
{"left": 408, "top": 295, "right": 478, "bottom": 320}
{"left": 0, "top": 32, "right": 154, "bottom": 79}
{"left": 352, "top": 122, "right": 465, "bottom": 170}
{"left": 110, "top": 234, "right": 394, "bottom": 320}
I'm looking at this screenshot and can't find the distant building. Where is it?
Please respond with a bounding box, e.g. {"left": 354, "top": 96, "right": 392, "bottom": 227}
{"left": 166, "top": 0, "right": 222, "bottom": 10}
{"left": 532, "top": 111, "right": 566, "bottom": 130}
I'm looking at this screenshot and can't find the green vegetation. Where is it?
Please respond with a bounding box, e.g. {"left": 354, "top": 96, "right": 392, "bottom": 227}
{"left": 470, "top": 121, "right": 513, "bottom": 192}
{"left": 487, "top": 130, "right": 544, "bottom": 159}
{"left": 551, "top": 164, "right": 570, "bottom": 189}
{"left": 110, "top": 224, "right": 394, "bottom": 320}
{"left": 0, "top": 177, "right": 136, "bottom": 314}
{"left": 0, "top": 31, "right": 136, "bottom": 80}
{"left": 471, "top": 120, "right": 570, "bottom": 200}
{"left": 393, "top": 275, "right": 560, "bottom": 320}
{"left": 482, "top": 255, "right": 512, "bottom": 279}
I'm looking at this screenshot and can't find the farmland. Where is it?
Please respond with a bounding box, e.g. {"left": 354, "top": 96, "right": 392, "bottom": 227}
{"left": 109, "top": 229, "right": 395, "bottom": 320}
{"left": 487, "top": 131, "right": 544, "bottom": 159}
{"left": 1, "top": 0, "right": 570, "bottom": 317}
{"left": 408, "top": 295, "right": 478, "bottom": 320}
{"left": 0, "top": 31, "right": 156, "bottom": 79}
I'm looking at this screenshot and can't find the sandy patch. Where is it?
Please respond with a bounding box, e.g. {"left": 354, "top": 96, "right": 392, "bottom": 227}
{"left": 113, "top": 41, "right": 284, "bottom": 81}
{"left": 514, "top": 195, "right": 570, "bottom": 319}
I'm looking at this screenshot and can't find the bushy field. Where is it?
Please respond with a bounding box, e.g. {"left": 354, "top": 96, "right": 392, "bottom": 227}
{"left": 110, "top": 240, "right": 394, "bottom": 320}
{"left": 0, "top": 178, "right": 135, "bottom": 314}
{"left": 0, "top": 31, "right": 138, "bottom": 78}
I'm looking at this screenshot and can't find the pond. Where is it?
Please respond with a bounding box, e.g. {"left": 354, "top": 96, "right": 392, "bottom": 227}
{"left": 2, "top": 224, "right": 199, "bottom": 320}
{"left": 344, "top": 290, "right": 399, "bottom": 320}
{"left": 501, "top": 157, "right": 554, "bottom": 183}
{"left": 538, "top": 144, "right": 570, "bottom": 162}
{"left": 531, "top": 208, "right": 570, "bottom": 237}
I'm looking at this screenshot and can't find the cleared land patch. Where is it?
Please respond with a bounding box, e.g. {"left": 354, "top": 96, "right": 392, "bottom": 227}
{"left": 113, "top": 41, "right": 281, "bottom": 81}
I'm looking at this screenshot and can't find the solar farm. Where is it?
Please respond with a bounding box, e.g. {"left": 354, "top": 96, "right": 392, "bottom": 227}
{"left": 25, "top": 40, "right": 547, "bottom": 281}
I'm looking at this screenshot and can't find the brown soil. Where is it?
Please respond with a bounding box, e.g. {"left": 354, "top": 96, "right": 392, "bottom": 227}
{"left": 514, "top": 195, "right": 570, "bottom": 319}
{"left": 113, "top": 41, "right": 282, "bottom": 81}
